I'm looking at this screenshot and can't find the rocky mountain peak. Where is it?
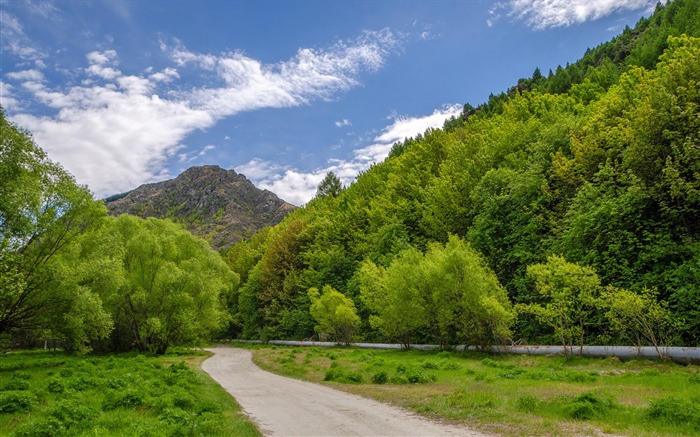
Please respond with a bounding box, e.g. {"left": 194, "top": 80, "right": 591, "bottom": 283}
{"left": 105, "top": 166, "right": 296, "bottom": 250}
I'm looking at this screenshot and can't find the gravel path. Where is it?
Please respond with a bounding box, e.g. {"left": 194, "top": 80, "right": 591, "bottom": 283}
{"left": 202, "top": 346, "right": 486, "bottom": 437}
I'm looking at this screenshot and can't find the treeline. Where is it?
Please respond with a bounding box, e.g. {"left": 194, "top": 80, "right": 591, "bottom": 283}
{"left": 1, "top": 1, "right": 698, "bottom": 355}
{"left": 224, "top": 1, "right": 700, "bottom": 348}
{"left": 0, "top": 113, "right": 237, "bottom": 354}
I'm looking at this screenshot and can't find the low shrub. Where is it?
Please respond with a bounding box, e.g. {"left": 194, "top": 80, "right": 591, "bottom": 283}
{"left": 515, "top": 395, "right": 540, "bottom": 412}
{"left": 0, "top": 391, "right": 37, "bottom": 413}
{"left": 49, "top": 400, "right": 97, "bottom": 430}
{"left": 644, "top": 397, "right": 700, "bottom": 428}
{"left": 3, "top": 379, "right": 30, "bottom": 391}
{"left": 102, "top": 389, "right": 145, "bottom": 410}
{"left": 564, "top": 391, "right": 616, "bottom": 420}
{"left": 372, "top": 371, "right": 388, "bottom": 384}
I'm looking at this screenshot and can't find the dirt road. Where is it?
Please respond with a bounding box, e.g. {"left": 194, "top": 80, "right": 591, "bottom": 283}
{"left": 202, "top": 346, "right": 486, "bottom": 436}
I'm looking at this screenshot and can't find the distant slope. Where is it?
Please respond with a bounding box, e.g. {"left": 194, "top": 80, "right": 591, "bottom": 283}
{"left": 105, "top": 165, "right": 296, "bottom": 250}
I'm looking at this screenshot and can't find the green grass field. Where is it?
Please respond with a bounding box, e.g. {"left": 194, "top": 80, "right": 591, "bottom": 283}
{"left": 0, "top": 348, "right": 259, "bottom": 436}
{"left": 247, "top": 344, "right": 700, "bottom": 436}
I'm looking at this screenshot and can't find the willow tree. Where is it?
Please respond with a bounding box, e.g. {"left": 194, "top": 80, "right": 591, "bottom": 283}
{"left": 0, "top": 110, "right": 107, "bottom": 349}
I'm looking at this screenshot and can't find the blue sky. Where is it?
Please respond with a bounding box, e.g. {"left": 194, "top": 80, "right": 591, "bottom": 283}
{"left": 1, "top": 0, "right": 657, "bottom": 205}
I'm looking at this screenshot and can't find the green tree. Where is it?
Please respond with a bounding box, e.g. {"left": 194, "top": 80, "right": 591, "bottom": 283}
{"left": 424, "top": 236, "right": 514, "bottom": 349}
{"left": 0, "top": 110, "right": 106, "bottom": 347}
{"left": 100, "top": 215, "right": 235, "bottom": 354}
{"left": 316, "top": 171, "right": 343, "bottom": 198}
{"left": 602, "top": 287, "right": 681, "bottom": 357}
{"left": 358, "top": 251, "right": 428, "bottom": 348}
{"left": 308, "top": 285, "right": 360, "bottom": 344}
{"left": 519, "top": 255, "right": 601, "bottom": 357}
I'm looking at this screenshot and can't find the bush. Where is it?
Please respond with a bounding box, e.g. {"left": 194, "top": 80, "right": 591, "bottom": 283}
{"left": 14, "top": 416, "right": 64, "bottom": 437}
{"left": 3, "top": 379, "right": 30, "bottom": 391}
{"left": 46, "top": 379, "right": 65, "bottom": 394}
{"left": 440, "top": 361, "right": 461, "bottom": 370}
{"left": 372, "top": 371, "right": 388, "bottom": 384}
{"left": 564, "top": 391, "right": 615, "bottom": 420}
{"left": 516, "top": 395, "right": 540, "bottom": 412}
{"left": 481, "top": 358, "right": 517, "bottom": 370}
{"left": 49, "top": 400, "right": 97, "bottom": 430}
{"left": 0, "top": 391, "right": 37, "bottom": 413}
{"left": 645, "top": 397, "right": 700, "bottom": 427}
{"left": 102, "top": 389, "right": 145, "bottom": 410}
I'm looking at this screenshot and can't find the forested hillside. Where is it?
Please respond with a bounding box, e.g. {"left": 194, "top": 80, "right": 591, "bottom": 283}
{"left": 1, "top": 0, "right": 698, "bottom": 355}
{"left": 224, "top": 0, "right": 700, "bottom": 348}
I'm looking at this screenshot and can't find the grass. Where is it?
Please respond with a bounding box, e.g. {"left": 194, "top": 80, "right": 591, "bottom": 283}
{"left": 244, "top": 343, "right": 700, "bottom": 436}
{"left": 0, "top": 348, "right": 260, "bottom": 436}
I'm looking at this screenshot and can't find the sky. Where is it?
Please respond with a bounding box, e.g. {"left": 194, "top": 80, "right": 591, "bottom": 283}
{"left": 1, "top": 0, "right": 658, "bottom": 205}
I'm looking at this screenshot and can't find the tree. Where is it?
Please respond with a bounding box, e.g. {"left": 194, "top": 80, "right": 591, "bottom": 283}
{"left": 308, "top": 285, "right": 360, "bottom": 344}
{"left": 96, "top": 215, "right": 236, "bottom": 354}
{"left": 424, "top": 236, "right": 514, "bottom": 349}
{"left": 519, "top": 255, "right": 601, "bottom": 357}
{"left": 0, "top": 110, "right": 106, "bottom": 347}
{"left": 602, "top": 287, "right": 681, "bottom": 357}
{"left": 358, "top": 251, "right": 428, "bottom": 348}
{"left": 316, "top": 171, "right": 343, "bottom": 198}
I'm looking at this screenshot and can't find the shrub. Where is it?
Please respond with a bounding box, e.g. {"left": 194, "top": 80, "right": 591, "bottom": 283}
{"left": 372, "top": 371, "right": 388, "bottom": 384}
{"left": 516, "top": 395, "right": 540, "bottom": 412}
{"left": 68, "top": 376, "right": 100, "bottom": 391}
{"left": 564, "top": 391, "right": 615, "bottom": 420}
{"left": 645, "top": 397, "right": 700, "bottom": 427}
{"left": 324, "top": 368, "right": 344, "bottom": 382}
{"left": 102, "top": 389, "right": 144, "bottom": 410}
{"left": 0, "top": 391, "right": 37, "bottom": 413}
{"left": 14, "top": 417, "right": 64, "bottom": 437}
{"left": 49, "top": 400, "right": 97, "bottom": 430}
{"left": 440, "top": 361, "right": 461, "bottom": 370}
{"left": 421, "top": 361, "right": 439, "bottom": 370}
{"left": 3, "top": 379, "right": 30, "bottom": 391}
{"left": 46, "top": 379, "right": 65, "bottom": 394}
{"left": 481, "top": 358, "right": 517, "bottom": 370}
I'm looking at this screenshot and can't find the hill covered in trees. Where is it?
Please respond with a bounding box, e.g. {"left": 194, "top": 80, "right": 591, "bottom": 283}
{"left": 224, "top": 0, "right": 700, "bottom": 349}
{"left": 1, "top": 0, "right": 698, "bottom": 355}
{"left": 105, "top": 165, "right": 296, "bottom": 250}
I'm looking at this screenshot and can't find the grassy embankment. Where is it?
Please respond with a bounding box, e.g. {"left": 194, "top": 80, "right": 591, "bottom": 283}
{"left": 247, "top": 344, "right": 700, "bottom": 436}
{"left": 0, "top": 348, "right": 259, "bottom": 436}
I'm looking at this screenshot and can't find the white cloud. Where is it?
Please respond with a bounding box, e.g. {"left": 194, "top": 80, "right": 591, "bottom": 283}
{"left": 335, "top": 119, "right": 352, "bottom": 127}
{"left": 6, "top": 29, "right": 400, "bottom": 198}
{"left": 0, "top": 9, "right": 46, "bottom": 61}
{"left": 169, "top": 28, "right": 399, "bottom": 117}
{"left": 237, "top": 105, "right": 462, "bottom": 205}
{"left": 495, "top": 0, "right": 655, "bottom": 29}
{"left": 0, "top": 82, "right": 20, "bottom": 111}
{"left": 5, "top": 69, "right": 45, "bottom": 82}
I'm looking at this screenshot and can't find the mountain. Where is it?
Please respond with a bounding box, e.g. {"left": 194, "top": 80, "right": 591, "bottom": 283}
{"left": 105, "top": 165, "right": 296, "bottom": 250}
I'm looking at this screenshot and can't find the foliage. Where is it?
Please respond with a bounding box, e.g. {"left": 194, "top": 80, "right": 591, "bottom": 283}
{"left": 315, "top": 171, "right": 343, "bottom": 198}
{"left": 518, "top": 256, "right": 601, "bottom": 356}
{"left": 308, "top": 285, "right": 360, "bottom": 344}
{"left": 359, "top": 236, "right": 513, "bottom": 349}
{"left": 0, "top": 350, "right": 260, "bottom": 436}
{"left": 58, "top": 215, "right": 236, "bottom": 354}
{"left": 601, "top": 287, "right": 681, "bottom": 355}
{"left": 0, "top": 110, "right": 108, "bottom": 351}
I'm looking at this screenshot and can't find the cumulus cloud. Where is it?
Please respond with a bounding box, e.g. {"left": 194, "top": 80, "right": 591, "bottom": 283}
{"left": 237, "top": 105, "right": 462, "bottom": 205}
{"left": 335, "top": 119, "right": 352, "bottom": 127}
{"left": 492, "top": 0, "right": 655, "bottom": 29}
{"left": 5, "top": 29, "right": 400, "bottom": 198}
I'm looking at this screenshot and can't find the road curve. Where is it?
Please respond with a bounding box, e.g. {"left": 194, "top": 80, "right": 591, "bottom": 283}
{"left": 202, "top": 346, "right": 486, "bottom": 437}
